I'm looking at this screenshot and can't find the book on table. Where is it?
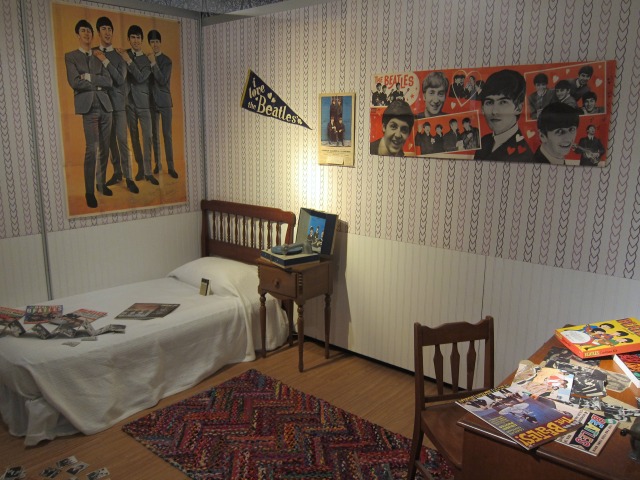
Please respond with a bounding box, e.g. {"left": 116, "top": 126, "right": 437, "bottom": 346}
{"left": 613, "top": 352, "right": 640, "bottom": 388}
{"left": 260, "top": 249, "right": 319, "bottom": 268}
{"left": 555, "top": 317, "right": 640, "bottom": 359}
{"left": 456, "top": 385, "right": 581, "bottom": 450}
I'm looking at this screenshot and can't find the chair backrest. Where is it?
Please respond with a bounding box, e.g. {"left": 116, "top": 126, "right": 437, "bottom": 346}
{"left": 414, "top": 316, "right": 494, "bottom": 408}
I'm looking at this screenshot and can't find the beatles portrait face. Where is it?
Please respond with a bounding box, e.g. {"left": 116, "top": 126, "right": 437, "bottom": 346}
{"left": 128, "top": 33, "right": 143, "bottom": 51}
{"left": 481, "top": 94, "right": 522, "bottom": 135}
{"left": 423, "top": 85, "right": 446, "bottom": 117}
{"left": 381, "top": 117, "right": 411, "bottom": 155}
{"left": 541, "top": 125, "right": 578, "bottom": 159}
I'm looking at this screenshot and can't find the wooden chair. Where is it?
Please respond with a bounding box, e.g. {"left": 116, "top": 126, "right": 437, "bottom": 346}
{"left": 408, "top": 316, "right": 494, "bottom": 480}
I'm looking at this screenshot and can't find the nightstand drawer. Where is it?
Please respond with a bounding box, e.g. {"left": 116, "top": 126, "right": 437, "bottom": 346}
{"left": 259, "top": 265, "right": 297, "bottom": 297}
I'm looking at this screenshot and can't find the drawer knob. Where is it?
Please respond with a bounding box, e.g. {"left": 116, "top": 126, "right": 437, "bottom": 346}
{"left": 273, "top": 279, "right": 280, "bottom": 288}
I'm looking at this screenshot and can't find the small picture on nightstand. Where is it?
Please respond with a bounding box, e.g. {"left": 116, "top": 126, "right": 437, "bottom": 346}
{"left": 296, "top": 208, "right": 338, "bottom": 256}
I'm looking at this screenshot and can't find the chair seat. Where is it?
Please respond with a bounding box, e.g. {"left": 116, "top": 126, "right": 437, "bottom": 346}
{"left": 421, "top": 402, "right": 465, "bottom": 470}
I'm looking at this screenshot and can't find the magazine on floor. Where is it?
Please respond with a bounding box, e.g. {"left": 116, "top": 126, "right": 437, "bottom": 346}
{"left": 115, "top": 303, "right": 179, "bottom": 320}
{"left": 456, "top": 386, "right": 582, "bottom": 450}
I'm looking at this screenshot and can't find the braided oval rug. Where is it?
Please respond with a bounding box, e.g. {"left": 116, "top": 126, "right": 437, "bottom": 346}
{"left": 123, "top": 369, "right": 452, "bottom": 479}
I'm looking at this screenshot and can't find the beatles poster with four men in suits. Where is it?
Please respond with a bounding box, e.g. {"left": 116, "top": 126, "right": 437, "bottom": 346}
{"left": 370, "top": 60, "right": 615, "bottom": 167}
{"left": 52, "top": 3, "right": 186, "bottom": 217}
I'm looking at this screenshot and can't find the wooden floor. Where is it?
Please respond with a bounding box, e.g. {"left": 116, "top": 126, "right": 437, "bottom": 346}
{"left": 0, "top": 340, "right": 435, "bottom": 479}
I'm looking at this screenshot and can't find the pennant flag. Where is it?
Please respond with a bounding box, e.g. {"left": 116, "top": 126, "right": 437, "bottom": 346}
{"left": 241, "top": 70, "right": 310, "bottom": 129}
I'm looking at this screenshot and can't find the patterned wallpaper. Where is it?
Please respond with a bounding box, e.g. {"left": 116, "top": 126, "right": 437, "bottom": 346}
{"left": 0, "top": 0, "right": 204, "bottom": 238}
{"left": 1, "top": 0, "right": 640, "bottom": 284}
{"left": 203, "top": 0, "right": 640, "bottom": 281}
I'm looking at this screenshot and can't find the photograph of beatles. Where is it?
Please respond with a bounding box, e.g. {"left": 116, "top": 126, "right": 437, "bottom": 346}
{"left": 52, "top": 4, "right": 186, "bottom": 217}
{"left": 370, "top": 60, "right": 614, "bottom": 167}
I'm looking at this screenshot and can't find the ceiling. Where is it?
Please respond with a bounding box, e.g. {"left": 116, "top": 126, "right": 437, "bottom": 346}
{"left": 132, "top": 0, "right": 331, "bottom": 23}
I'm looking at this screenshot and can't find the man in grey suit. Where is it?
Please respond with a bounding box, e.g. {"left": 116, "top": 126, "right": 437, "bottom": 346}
{"left": 117, "top": 25, "right": 158, "bottom": 185}
{"left": 94, "top": 16, "right": 138, "bottom": 194}
{"left": 64, "top": 19, "right": 113, "bottom": 209}
{"left": 148, "top": 30, "right": 178, "bottom": 179}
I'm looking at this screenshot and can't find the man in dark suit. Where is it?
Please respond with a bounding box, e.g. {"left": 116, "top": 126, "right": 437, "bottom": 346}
{"left": 148, "top": 29, "right": 178, "bottom": 178}
{"left": 118, "top": 25, "right": 158, "bottom": 185}
{"left": 64, "top": 19, "right": 113, "bottom": 208}
{"left": 443, "top": 118, "right": 462, "bottom": 151}
{"left": 461, "top": 117, "right": 480, "bottom": 150}
{"left": 576, "top": 124, "right": 605, "bottom": 166}
{"left": 94, "top": 16, "right": 138, "bottom": 194}
{"left": 474, "top": 69, "right": 533, "bottom": 163}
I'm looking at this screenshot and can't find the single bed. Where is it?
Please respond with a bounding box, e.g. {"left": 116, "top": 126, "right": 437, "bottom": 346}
{"left": 0, "top": 200, "right": 296, "bottom": 446}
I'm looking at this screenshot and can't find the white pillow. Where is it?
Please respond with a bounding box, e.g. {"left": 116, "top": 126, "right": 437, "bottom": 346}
{"left": 167, "top": 257, "right": 257, "bottom": 297}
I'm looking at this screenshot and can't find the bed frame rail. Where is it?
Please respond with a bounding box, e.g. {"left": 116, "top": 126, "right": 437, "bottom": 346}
{"left": 201, "top": 200, "right": 296, "bottom": 264}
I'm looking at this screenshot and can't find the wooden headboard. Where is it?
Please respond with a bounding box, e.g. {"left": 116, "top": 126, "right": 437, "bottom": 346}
{"left": 201, "top": 200, "right": 296, "bottom": 264}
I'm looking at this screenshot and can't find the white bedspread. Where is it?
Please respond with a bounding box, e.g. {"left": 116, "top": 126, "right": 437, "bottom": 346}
{"left": 0, "top": 271, "right": 288, "bottom": 445}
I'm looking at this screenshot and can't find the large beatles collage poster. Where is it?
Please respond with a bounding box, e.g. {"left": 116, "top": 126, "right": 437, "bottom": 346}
{"left": 370, "top": 61, "right": 615, "bottom": 167}
{"left": 52, "top": 3, "right": 186, "bottom": 217}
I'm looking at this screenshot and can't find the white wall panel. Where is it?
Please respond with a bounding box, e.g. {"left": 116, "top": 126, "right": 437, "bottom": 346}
{"left": 0, "top": 235, "right": 48, "bottom": 306}
{"left": 484, "top": 256, "right": 640, "bottom": 381}
{"left": 47, "top": 212, "right": 200, "bottom": 298}
{"left": 302, "top": 232, "right": 486, "bottom": 372}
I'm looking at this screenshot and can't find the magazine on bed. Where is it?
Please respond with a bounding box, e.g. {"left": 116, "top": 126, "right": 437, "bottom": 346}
{"left": 115, "top": 303, "right": 180, "bottom": 320}
{"left": 456, "top": 386, "right": 582, "bottom": 450}
{"left": 0, "top": 306, "right": 25, "bottom": 324}
{"left": 23, "top": 304, "right": 63, "bottom": 324}
{"left": 48, "top": 308, "right": 107, "bottom": 326}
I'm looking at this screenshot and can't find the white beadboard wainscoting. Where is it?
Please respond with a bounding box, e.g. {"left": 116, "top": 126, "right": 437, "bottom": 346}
{"left": 299, "top": 232, "right": 640, "bottom": 383}
{"left": 47, "top": 212, "right": 201, "bottom": 299}
{"left": 484, "top": 257, "right": 640, "bottom": 381}
{"left": 0, "top": 235, "right": 48, "bottom": 306}
{"left": 1, "top": 212, "right": 201, "bottom": 306}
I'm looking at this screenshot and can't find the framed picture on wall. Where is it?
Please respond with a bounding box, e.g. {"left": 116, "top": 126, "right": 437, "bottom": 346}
{"left": 295, "top": 208, "right": 339, "bottom": 257}
{"left": 318, "top": 93, "right": 355, "bottom": 167}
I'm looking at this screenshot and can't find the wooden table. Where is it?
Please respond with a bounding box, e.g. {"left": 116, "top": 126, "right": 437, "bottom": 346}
{"left": 457, "top": 336, "right": 640, "bottom": 479}
{"left": 257, "top": 258, "right": 333, "bottom": 372}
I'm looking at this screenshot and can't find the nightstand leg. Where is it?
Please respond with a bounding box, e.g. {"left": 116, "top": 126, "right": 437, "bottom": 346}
{"left": 297, "top": 303, "right": 304, "bottom": 372}
{"left": 259, "top": 292, "right": 267, "bottom": 358}
{"left": 324, "top": 294, "right": 331, "bottom": 359}
{"left": 285, "top": 299, "right": 294, "bottom": 347}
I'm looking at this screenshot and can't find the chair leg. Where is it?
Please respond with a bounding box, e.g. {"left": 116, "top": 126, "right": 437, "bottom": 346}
{"left": 407, "top": 424, "right": 424, "bottom": 480}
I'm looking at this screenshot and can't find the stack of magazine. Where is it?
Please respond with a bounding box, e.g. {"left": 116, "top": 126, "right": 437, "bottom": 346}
{"left": 0, "top": 305, "right": 127, "bottom": 340}
{"left": 457, "top": 343, "right": 638, "bottom": 456}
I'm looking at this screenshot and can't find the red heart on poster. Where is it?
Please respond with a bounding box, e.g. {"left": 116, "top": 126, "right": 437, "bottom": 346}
{"left": 507, "top": 146, "right": 516, "bottom": 155}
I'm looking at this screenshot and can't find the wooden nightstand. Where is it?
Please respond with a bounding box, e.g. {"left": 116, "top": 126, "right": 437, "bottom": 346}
{"left": 258, "top": 258, "right": 333, "bottom": 372}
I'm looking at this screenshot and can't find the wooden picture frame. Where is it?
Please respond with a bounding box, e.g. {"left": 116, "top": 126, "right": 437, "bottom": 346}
{"left": 295, "top": 208, "right": 339, "bottom": 257}
{"left": 318, "top": 93, "right": 355, "bottom": 167}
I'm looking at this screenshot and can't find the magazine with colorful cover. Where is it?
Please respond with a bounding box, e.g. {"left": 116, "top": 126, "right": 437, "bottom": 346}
{"left": 512, "top": 365, "right": 574, "bottom": 404}
{"left": 555, "top": 317, "right": 640, "bottom": 359}
{"left": 613, "top": 353, "right": 640, "bottom": 388}
{"left": 456, "top": 386, "right": 581, "bottom": 450}
{"left": 51, "top": 308, "right": 107, "bottom": 326}
{"left": 115, "top": 303, "right": 179, "bottom": 320}
{"left": 23, "top": 304, "right": 63, "bottom": 324}
{"left": 554, "top": 409, "right": 616, "bottom": 456}
{"left": 0, "top": 306, "right": 25, "bottom": 324}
